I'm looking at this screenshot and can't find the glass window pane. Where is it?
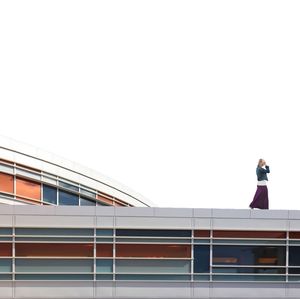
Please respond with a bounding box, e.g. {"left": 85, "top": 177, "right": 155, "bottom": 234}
{"left": 43, "top": 185, "right": 57, "bottom": 204}
{"left": 0, "top": 228, "right": 12, "bottom": 235}
{"left": 116, "top": 238, "right": 190, "bottom": 243}
{"left": 15, "top": 243, "right": 93, "bottom": 257}
{"left": 213, "top": 267, "right": 285, "bottom": 274}
{"left": 0, "top": 274, "right": 12, "bottom": 280}
{"left": 194, "top": 245, "right": 210, "bottom": 273}
{"left": 97, "top": 194, "right": 114, "bottom": 205}
{"left": 16, "top": 178, "right": 41, "bottom": 200}
{"left": 96, "top": 229, "right": 113, "bottom": 237}
{"left": 96, "top": 274, "right": 113, "bottom": 280}
{"left": 15, "top": 259, "right": 93, "bottom": 273}
{"left": 80, "top": 197, "right": 96, "bottom": 206}
{"left": 59, "top": 181, "right": 79, "bottom": 192}
{"left": 116, "top": 274, "right": 191, "bottom": 281}
{"left": 0, "top": 259, "right": 12, "bottom": 272}
{"left": 59, "top": 190, "right": 79, "bottom": 206}
{"left": 213, "top": 246, "right": 286, "bottom": 266}
{"left": 212, "top": 274, "right": 285, "bottom": 282}
{"left": 116, "top": 229, "right": 191, "bottom": 237}
{"left": 116, "top": 244, "right": 191, "bottom": 258}
{"left": 116, "top": 259, "right": 190, "bottom": 274}
{"left": 0, "top": 173, "right": 14, "bottom": 193}
{"left": 96, "top": 259, "right": 113, "bottom": 273}
{"left": 96, "top": 244, "right": 113, "bottom": 257}
{"left": 213, "top": 230, "right": 286, "bottom": 239}
{"left": 0, "top": 164, "right": 14, "bottom": 174}
{"left": 290, "top": 232, "right": 300, "bottom": 239}
{"left": 289, "top": 247, "right": 300, "bottom": 266}
{"left": 15, "top": 228, "right": 93, "bottom": 236}
{"left": 80, "top": 188, "right": 96, "bottom": 198}
{"left": 0, "top": 243, "right": 12, "bottom": 256}
{"left": 16, "top": 168, "right": 41, "bottom": 180}
{"left": 16, "top": 274, "right": 93, "bottom": 280}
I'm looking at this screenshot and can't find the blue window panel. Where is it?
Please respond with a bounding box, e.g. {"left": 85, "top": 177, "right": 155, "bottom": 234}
{"left": 96, "top": 229, "right": 113, "bottom": 237}
{"left": 289, "top": 247, "right": 300, "bottom": 266}
{"left": 96, "top": 259, "right": 113, "bottom": 273}
{"left": 43, "top": 185, "right": 57, "bottom": 205}
{"left": 116, "top": 259, "right": 190, "bottom": 274}
{"left": 80, "top": 197, "right": 96, "bottom": 206}
{"left": 0, "top": 259, "right": 12, "bottom": 272}
{"left": 116, "top": 229, "right": 191, "bottom": 237}
{"left": 0, "top": 228, "right": 12, "bottom": 235}
{"left": 194, "top": 245, "right": 210, "bottom": 273}
{"left": 59, "top": 190, "right": 79, "bottom": 206}
{"left": 289, "top": 268, "right": 300, "bottom": 274}
{"left": 193, "top": 275, "right": 210, "bottom": 281}
{"left": 16, "top": 274, "right": 93, "bottom": 280}
{"left": 16, "top": 259, "right": 93, "bottom": 273}
{"left": 213, "top": 246, "right": 286, "bottom": 266}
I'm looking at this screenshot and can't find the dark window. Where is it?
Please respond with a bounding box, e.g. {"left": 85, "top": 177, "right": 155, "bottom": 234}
{"left": 59, "top": 190, "right": 79, "bottom": 206}
{"left": 80, "top": 197, "right": 96, "bottom": 206}
{"left": 194, "top": 245, "right": 210, "bottom": 273}
{"left": 213, "top": 246, "right": 286, "bottom": 266}
{"left": 43, "top": 185, "right": 57, "bottom": 204}
{"left": 59, "top": 181, "right": 79, "bottom": 192}
{"left": 289, "top": 247, "right": 300, "bottom": 266}
{"left": 116, "top": 229, "right": 191, "bottom": 237}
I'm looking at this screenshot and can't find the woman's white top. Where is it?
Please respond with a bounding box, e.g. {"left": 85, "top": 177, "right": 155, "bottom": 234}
{"left": 257, "top": 180, "right": 267, "bottom": 186}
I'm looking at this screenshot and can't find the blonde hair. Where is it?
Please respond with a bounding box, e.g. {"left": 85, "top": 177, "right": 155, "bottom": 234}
{"left": 258, "top": 159, "right": 264, "bottom": 167}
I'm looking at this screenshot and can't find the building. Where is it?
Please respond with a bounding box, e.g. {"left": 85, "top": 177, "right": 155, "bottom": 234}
{"left": 1, "top": 137, "right": 300, "bottom": 298}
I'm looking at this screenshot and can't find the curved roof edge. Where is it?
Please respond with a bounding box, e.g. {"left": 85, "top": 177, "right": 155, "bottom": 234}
{"left": 0, "top": 135, "right": 155, "bottom": 207}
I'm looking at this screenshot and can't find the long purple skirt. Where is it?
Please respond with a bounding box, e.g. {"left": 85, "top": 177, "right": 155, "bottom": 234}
{"left": 249, "top": 185, "right": 269, "bottom": 209}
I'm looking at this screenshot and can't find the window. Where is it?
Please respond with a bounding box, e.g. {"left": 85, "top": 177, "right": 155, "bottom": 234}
{"left": 43, "top": 185, "right": 57, "bottom": 204}
{"left": 116, "top": 229, "right": 191, "bottom": 237}
{"left": 116, "top": 259, "right": 191, "bottom": 274}
{"left": 16, "top": 274, "right": 93, "bottom": 280}
{"left": 16, "top": 178, "right": 41, "bottom": 200}
{"left": 15, "top": 259, "right": 93, "bottom": 273}
{"left": 0, "top": 259, "right": 12, "bottom": 272}
{"left": 15, "top": 228, "right": 93, "bottom": 236}
{"left": 194, "top": 245, "right": 210, "bottom": 273}
{"left": 80, "top": 197, "right": 96, "bottom": 206}
{"left": 289, "top": 247, "right": 300, "bottom": 266}
{"left": 96, "top": 259, "right": 113, "bottom": 273}
{"left": 59, "top": 181, "right": 79, "bottom": 192}
{"left": 59, "top": 190, "right": 79, "bottom": 205}
{"left": 97, "top": 194, "right": 114, "bottom": 205}
{"left": 115, "top": 274, "right": 191, "bottom": 281}
{"left": 116, "top": 244, "right": 191, "bottom": 258}
{"left": 213, "top": 246, "right": 286, "bottom": 266}
{"left": 0, "top": 173, "right": 14, "bottom": 193}
{"left": 194, "top": 230, "right": 210, "bottom": 238}
{"left": 15, "top": 243, "right": 93, "bottom": 257}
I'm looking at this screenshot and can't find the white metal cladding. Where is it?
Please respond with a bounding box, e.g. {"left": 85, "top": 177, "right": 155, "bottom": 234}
{"left": 0, "top": 136, "right": 153, "bottom": 207}
{"left": 1, "top": 206, "right": 300, "bottom": 298}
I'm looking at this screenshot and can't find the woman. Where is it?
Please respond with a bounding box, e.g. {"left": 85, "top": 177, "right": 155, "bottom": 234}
{"left": 249, "top": 159, "right": 270, "bottom": 209}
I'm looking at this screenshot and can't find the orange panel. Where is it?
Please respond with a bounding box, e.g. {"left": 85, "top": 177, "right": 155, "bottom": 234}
{"left": 96, "top": 244, "right": 113, "bottom": 257}
{"left": 97, "top": 194, "right": 114, "bottom": 205}
{"left": 116, "top": 244, "right": 191, "bottom": 258}
{"left": 289, "top": 232, "right": 300, "bottom": 239}
{"left": 0, "top": 243, "right": 12, "bottom": 256}
{"left": 194, "top": 230, "right": 210, "bottom": 237}
{"left": 0, "top": 173, "right": 14, "bottom": 193}
{"left": 16, "top": 243, "right": 93, "bottom": 257}
{"left": 16, "top": 178, "right": 41, "bottom": 200}
{"left": 213, "top": 230, "right": 286, "bottom": 239}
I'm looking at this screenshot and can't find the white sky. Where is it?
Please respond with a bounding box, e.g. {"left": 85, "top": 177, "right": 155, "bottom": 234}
{"left": 1, "top": 1, "right": 300, "bottom": 210}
